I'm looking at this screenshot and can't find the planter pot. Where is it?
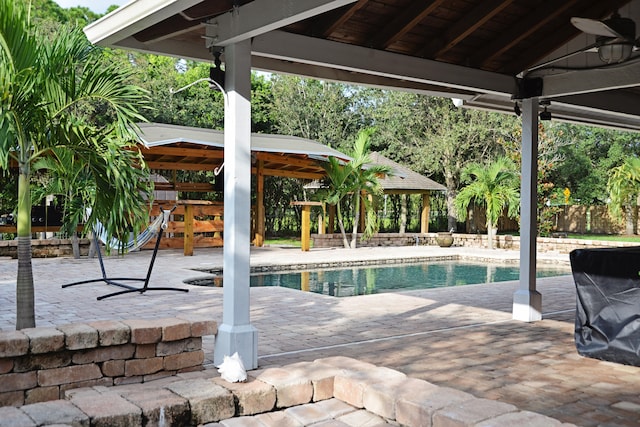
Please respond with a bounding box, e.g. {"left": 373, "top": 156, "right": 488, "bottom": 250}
{"left": 436, "top": 232, "right": 454, "bottom": 247}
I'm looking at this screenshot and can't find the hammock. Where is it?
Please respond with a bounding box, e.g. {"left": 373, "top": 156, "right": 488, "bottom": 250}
{"left": 93, "top": 210, "right": 167, "bottom": 252}
{"left": 62, "top": 207, "right": 189, "bottom": 300}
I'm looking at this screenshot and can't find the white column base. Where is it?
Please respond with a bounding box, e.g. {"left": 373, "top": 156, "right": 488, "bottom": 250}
{"left": 512, "top": 289, "right": 542, "bottom": 322}
{"left": 214, "top": 323, "right": 259, "bottom": 369}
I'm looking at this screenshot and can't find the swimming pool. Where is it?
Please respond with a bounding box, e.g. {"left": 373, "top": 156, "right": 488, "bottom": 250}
{"left": 248, "top": 260, "right": 571, "bottom": 297}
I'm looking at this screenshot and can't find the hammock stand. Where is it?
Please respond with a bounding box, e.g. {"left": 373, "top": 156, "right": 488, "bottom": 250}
{"left": 62, "top": 207, "right": 189, "bottom": 300}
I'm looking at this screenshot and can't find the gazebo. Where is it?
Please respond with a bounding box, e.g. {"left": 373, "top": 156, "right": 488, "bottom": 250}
{"left": 135, "top": 122, "right": 351, "bottom": 251}
{"left": 371, "top": 152, "right": 446, "bottom": 234}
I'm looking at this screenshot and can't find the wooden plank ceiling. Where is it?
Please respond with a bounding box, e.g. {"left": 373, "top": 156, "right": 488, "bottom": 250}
{"left": 133, "top": 0, "right": 633, "bottom": 76}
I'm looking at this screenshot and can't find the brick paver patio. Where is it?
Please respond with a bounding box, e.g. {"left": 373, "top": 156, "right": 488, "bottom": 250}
{"left": 0, "top": 244, "right": 638, "bottom": 426}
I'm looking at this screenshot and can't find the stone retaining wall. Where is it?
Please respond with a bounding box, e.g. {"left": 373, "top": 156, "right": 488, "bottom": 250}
{"left": 0, "top": 356, "right": 572, "bottom": 426}
{"left": 0, "top": 316, "right": 216, "bottom": 407}
{"left": 0, "top": 238, "right": 92, "bottom": 258}
{"left": 313, "top": 232, "right": 640, "bottom": 253}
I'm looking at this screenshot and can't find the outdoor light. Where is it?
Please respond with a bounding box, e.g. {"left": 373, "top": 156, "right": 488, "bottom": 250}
{"left": 210, "top": 50, "right": 225, "bottom": 89}
{"left": 539, "top": 106, "right": 552, "bottom": 121}
{"left": 598, "top": 41, "right": 634, "bottom": 64}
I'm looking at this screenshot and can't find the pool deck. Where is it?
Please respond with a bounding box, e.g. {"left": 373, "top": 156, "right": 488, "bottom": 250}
{"left": 0, "top": 244, "right": 638, "bottom": 426}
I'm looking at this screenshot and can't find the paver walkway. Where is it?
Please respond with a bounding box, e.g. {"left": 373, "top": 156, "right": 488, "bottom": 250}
{"left": 0, "top": 244, "right": 638, "bottom": 426}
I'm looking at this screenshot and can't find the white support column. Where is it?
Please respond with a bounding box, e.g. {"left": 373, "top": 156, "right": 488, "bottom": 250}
{"left": 214, "top": 39, "right": 259, "bottom": 369}
{"left": 513, "top": 97, "right": 542, "bottom": 322}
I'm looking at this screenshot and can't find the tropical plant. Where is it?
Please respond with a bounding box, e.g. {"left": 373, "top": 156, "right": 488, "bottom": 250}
{"left": 607, "top": 157, "right": 640, "bottom": 234}
{"left": 319, "top": 129, "right": 391, "bottom": 249}
{"left": 0, "top": 0, "right": 152, "bottom": 329}
{"left": 454, "top": 157, "right": 520, "bottom": 249}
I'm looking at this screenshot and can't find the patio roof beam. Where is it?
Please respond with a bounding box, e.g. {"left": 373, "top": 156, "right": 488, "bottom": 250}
{"left": 146, "top": 162, "right": 221, "bottom": 171}
{"left": 142, "top": 147, "right": 225, "bottom": 159}
{"left": 252, "top": 30, "right": 514, "bottom": 96}
{"left": 540, "top": 60, "right": 640, "bottom": 98}
{"left": 259, "top": 168, "right": 325, "bottom": 180}
{"left": 205, "top": 0, "right": 356, "bottom": 47}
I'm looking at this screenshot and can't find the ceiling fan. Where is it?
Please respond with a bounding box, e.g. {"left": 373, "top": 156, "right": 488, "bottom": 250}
{"left": 571, "top": 11, "right": 639, "bottom": 64}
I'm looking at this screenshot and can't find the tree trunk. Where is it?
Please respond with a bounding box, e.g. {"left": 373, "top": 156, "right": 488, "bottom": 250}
{"left": 72, "top": 234, "right": 80, "bottom": 259}
{"left": 399, "top": 194, "right": 407, "bottom": 234}
{"left": 625, "top": 204, "right": 634, "bottom": 235}
{"left": 446, "top": 189, "right": 457, "bottom": 232}
{"left": 487, "top": 220, "right": 494, "bottom": 250}
{"left": 16, "top": 171, "right": 35, "bottom": 329}
{"left": 336, "top": 203, "right": 350, "bottom": 249}
{"left": 350, "top": 192, "right": 360, "bottom": 249}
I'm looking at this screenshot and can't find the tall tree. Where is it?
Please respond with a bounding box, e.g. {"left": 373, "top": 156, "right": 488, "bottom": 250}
{"left": 454, "top": 157, "right": 520, "bottom": 249}
{"left": 269, "top": 75, "right": 360, "bottom": 150}
{"left": 359, "top": 90, "right": 515, "bottom": 230}
{"left": 0, "top": 0, "right": 152, "bottom": 328}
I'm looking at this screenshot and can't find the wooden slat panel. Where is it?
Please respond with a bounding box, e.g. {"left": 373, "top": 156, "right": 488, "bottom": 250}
{"left": 164, "top": 219, "right": 223, "bottom": 233}
{"left": 144, "top": 236, "right": 224, "bottom": 249}
{"left": 150, "top": 203, "right": 223, "bottom": 217}
{"left": 154, "top": 182, "right": 216, "bottom": 191}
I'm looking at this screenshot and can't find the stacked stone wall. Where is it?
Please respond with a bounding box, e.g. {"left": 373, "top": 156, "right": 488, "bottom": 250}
{"left": 312, "top": 232, "right": 640, "bottom": 253}
{"left": 0, "top": 238, "right": 91, "bottom": 258}
{"left": 0, "top": 316, "right": 216, "bottom": 406}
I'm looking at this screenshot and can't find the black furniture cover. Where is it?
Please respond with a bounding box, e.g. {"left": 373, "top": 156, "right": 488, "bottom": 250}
{"left": 570, "top": 246, "right": 640, "bottom": 366}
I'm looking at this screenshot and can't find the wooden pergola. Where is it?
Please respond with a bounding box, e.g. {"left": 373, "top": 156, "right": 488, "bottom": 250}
{"left": 135, "top": 122, "right": 351, "bottom": 250}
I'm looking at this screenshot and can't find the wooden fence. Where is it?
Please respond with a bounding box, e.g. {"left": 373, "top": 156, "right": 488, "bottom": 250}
{"left": 146, "top": 201, "right": 223, "bottom": 254}
{"left": 463, "top": 204, "right": 629, "bottom": 235}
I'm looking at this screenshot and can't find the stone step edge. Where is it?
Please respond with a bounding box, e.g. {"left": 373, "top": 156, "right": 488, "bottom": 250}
{"left": 0, "top": 355, "right": 575, "bottom": 427}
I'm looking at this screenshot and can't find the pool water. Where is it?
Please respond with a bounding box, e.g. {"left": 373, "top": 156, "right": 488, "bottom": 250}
{"left": 249, "top": 260, "right": 571, "bottom": 297}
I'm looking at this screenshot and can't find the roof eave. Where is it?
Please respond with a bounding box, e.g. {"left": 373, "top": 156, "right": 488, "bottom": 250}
{"left": 83, "top": 0, "right": 203, "bottom": 46}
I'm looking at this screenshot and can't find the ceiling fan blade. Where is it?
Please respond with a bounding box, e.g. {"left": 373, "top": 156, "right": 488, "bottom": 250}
{"left": 571, "top": 17, "right": 622, "bottom": 38}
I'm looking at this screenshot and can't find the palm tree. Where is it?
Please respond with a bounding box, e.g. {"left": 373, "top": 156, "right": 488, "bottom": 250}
{"left": 347, "top": 129, "right": 391, "bottom": 248}
{"left": 319, "top": 129, "right": 391, "bottom": 249}
{"left": 454, "top": 157, "right": 520, "bottom": 249}
{"left": 319, "top": 156, "right": 354, "bottom": 249}
{"left": 607, "top": 157, "right": 640, "bottom": 234}
{"left": 0, "top": 0, "right": 152, "bottom": 329}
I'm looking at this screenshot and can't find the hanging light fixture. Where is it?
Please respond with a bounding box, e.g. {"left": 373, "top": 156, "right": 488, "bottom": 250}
{"left": 598, "top": 39, "right": 634, "bottom": 64}
{"left": 539, "top": 101, "right": 551, "bottom": 121}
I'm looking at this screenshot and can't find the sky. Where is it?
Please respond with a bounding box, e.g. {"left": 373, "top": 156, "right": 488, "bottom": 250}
{"left": 53, "top": 0, "right": 128, "bottom": 15}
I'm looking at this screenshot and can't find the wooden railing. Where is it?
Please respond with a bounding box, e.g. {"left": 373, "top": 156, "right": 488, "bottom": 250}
{"left": 147, "top": 200, "right": 223, "bottom": 255}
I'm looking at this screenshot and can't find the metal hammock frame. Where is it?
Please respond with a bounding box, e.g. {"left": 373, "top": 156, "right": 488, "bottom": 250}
{"left": 62, "top": 207, "right": 189, "bottom": 300}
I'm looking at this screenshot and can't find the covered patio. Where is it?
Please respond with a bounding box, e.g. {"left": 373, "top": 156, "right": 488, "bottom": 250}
{"left": 85, "top": 0, "right": 640, "bottom": 368}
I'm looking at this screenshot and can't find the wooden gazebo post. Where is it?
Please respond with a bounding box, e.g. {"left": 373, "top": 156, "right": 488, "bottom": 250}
{"left": 291, "top": 201, "right": 323, "bottom": 251}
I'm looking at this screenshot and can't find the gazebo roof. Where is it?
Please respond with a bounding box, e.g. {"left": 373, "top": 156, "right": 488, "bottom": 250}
{"left": 135, "top": 122, "right": 351, "bottom": 180}
{"left": 371, "top": 152, "right": 446, "bottom": 194}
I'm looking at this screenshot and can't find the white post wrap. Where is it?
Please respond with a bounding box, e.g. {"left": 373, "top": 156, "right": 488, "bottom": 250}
{"left": 513, "top": 97, "right": 542, "bottom": 322}
{"left": 214, "top": 39, "right": 258, "bottom": 369}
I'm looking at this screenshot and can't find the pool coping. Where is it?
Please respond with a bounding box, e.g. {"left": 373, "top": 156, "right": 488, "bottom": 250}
{"left": 184, "top": 253, "right": 572, "bottom": 287}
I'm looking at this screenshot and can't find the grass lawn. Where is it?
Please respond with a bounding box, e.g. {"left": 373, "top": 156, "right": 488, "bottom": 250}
{"left": 264, "top": 237, "right": 304, "bottom": 247}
